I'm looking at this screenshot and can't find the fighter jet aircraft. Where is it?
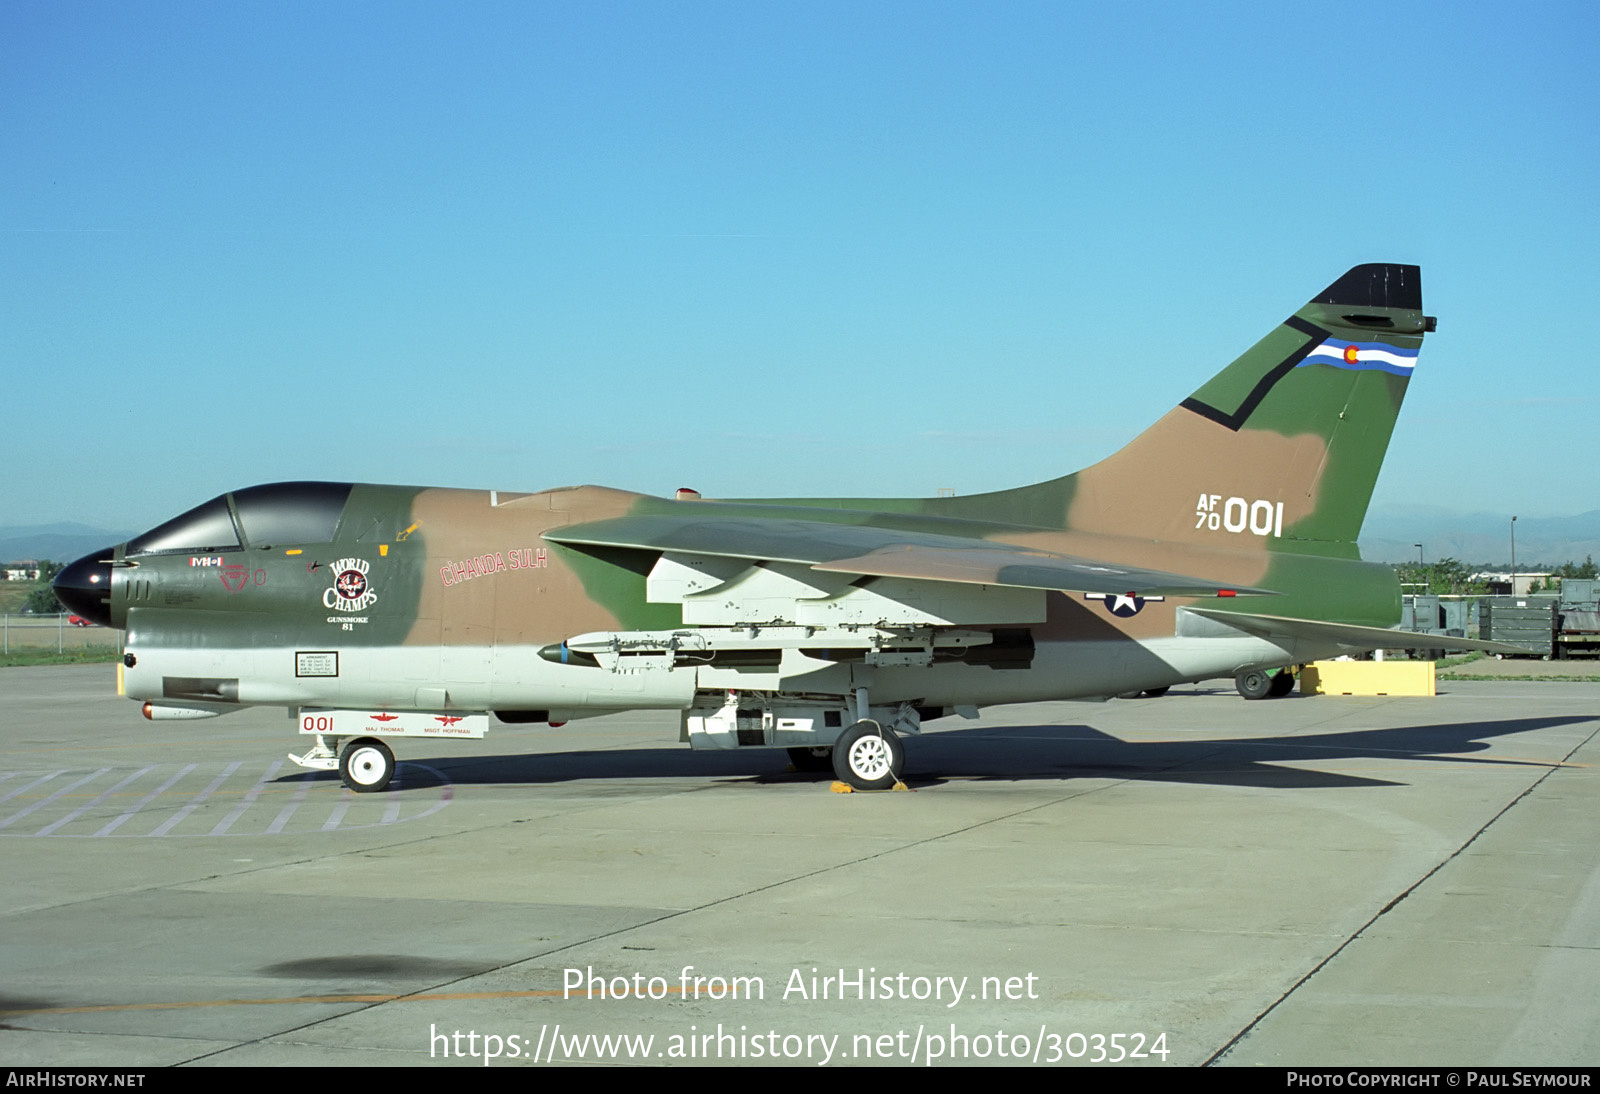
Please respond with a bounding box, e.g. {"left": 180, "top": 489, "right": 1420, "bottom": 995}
{"left": 55, "top": 263, "right": 1489, "bottom": 792}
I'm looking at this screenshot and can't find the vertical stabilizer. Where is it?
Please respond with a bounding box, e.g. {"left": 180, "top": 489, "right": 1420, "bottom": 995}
{"left": 1023, "top": 264, "right": 1431, "bottom": 552}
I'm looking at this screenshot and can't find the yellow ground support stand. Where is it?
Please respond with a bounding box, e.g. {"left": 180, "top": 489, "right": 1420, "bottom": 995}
{"left": 1299, "top": 660, "right": 1435, "bottom": 696}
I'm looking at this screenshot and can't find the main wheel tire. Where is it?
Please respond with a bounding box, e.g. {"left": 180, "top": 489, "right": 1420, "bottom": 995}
{"left": 1140, "top": 686, "right": 1170, "bottom": 698}
{"left": 787, "top": 746, "right": 833, "bottom": 772}
{"left": 1236, "top": 670, "right": 1274, "bottom": 701}
{"left": 1268, "top": 670, "right": 1296, "bottom": 697}
{"left": 340, "top": 737, "right": 395, "bottom": 793}
{"left": 831, "top": 721, "right": 905, "bottom": 791}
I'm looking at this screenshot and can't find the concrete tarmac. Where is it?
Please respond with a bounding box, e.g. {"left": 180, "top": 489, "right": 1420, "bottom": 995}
{"left": 1, "top": 664, "right": 1596, "bottom": 1068}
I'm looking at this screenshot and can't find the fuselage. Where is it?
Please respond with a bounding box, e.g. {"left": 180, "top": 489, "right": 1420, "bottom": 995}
{"left": 57, "top": 480, "right": 1400, "bottom": 719}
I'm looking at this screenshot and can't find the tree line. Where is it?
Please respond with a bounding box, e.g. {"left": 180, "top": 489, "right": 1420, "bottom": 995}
{"left": 1393, "top": 555, "right": 1598, "bottom": 594}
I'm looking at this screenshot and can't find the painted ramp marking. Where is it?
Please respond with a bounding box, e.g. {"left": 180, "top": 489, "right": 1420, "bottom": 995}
{"left": 97, "top": 764, "right": 198, "bottom": 836}
{"left": 0, "top": 761, "right": 450, "bottom": 837}
{"left": 36, "top": 766, "right": 158, "bottom": 836}
{"left": 0, "top": 771, "right": 68, "bottom": 806}
{"left": 264, "top": 771, "right": 318, "bottom": 834}
{"left": 150, "top": 762, "right": 242, "bottom": 836}
{"left": 0, "top": 769, "right": 110, "bottom": 830}
{"left": 209, "top": 760, "right": 284, "bottom": 835}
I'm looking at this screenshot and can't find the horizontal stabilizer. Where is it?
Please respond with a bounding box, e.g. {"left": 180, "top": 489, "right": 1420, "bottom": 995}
{"left": 546, "top": 514, "right": 1274, "bottom": 598}
{"left": 1187, "top": 607, "right": 1529, "bottom": 656}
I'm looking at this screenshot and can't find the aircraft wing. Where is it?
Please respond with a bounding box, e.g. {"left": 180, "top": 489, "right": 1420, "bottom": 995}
{"left": 544, "top": 514, "right": 1274, "bottom": 598}
{"left": 1186, "top": 607, "right": 1530, "bottom": 656}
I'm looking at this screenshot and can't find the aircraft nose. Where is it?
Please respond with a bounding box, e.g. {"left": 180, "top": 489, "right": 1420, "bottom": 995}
{"left": 53, "top": 547, "right": 118, "bottom": 629}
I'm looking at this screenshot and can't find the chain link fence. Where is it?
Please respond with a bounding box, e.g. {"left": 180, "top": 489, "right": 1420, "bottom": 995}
{"left": 1, "top": 613, "right": 124, "bottom": 654}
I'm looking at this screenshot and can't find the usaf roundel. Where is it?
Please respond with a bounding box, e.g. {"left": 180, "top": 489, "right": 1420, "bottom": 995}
{"left": 1084, "top": 592, "right": 1165, "bottom": 617}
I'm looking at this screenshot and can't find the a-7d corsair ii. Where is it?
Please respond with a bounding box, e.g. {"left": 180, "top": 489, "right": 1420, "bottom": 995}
{"left": 56, "top": 263, "right": 1485, "bottom": 792}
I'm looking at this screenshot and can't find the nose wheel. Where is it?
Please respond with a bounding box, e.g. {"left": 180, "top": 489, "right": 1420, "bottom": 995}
{"left": 339, "top": 737, "right": 395, "bottom": 792}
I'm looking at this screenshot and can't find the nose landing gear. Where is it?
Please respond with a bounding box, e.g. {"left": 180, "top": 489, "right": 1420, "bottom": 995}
{"left": 339, "top": 738, "right": 396, "bottom": 793}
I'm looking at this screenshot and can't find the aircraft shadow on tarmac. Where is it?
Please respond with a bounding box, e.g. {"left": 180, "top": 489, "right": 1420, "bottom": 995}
{"left": 279, "top": 711, "right": 1594, "bottom": 793}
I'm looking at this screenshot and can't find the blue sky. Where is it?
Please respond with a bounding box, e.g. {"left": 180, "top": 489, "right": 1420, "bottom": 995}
{"left": 4, "top": 1, "right": 1595, "bottom": 530}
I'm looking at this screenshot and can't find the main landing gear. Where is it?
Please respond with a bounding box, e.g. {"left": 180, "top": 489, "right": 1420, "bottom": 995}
{"left": 831, "top": 721, "right": 905, "bottom": 791}
{"left": 1236, "top": 668, "right": 1297, "bottom": 700}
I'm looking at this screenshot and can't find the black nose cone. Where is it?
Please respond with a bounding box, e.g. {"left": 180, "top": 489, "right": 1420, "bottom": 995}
{"left": 53, "top": 548, "right": 117, "bottom": 628}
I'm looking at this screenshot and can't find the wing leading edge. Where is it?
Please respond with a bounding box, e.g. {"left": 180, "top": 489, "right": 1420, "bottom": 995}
{"left": 544, "top": 513, "right": 1275, "bottom": 598}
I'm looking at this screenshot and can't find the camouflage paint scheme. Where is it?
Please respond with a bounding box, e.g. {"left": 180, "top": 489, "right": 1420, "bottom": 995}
{"left": 57, "top": 264, "right": 1479, "bottom": 787}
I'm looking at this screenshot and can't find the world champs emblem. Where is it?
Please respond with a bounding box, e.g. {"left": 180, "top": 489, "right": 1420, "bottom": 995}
{"left": 323, "top": 557, "right": 378, "bottom": 612}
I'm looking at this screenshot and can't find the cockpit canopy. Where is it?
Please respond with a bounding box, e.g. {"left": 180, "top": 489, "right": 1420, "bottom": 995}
{"left": 125, "top": 482, "right": 354, "bottom": 555}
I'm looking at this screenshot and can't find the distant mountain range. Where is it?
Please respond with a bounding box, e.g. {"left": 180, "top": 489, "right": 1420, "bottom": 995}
{"left": 1359, "top": 506, "right": 1600, "bottom": 568}
{"left": 4, "top": 510, "right": 1597, "bottom": 573}
{"left": 0, "top": 523, "right": 135, "bottom": 567}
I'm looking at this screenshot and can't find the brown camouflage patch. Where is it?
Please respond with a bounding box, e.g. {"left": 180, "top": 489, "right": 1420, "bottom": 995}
{"left": 1063, "top": 408, "right": 1329, "bottom": 544}
{"left": 403, "top": 486, "right": 645, "bottom": 648}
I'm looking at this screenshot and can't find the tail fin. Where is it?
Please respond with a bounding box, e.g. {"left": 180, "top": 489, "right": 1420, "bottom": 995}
{"left": 953, "top": 264, "right": 1431, "bottom": 553}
